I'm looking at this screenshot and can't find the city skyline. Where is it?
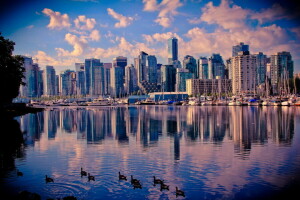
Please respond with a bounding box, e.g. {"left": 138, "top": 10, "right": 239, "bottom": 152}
{"left": 1, "top": 0, "right": 300, "bottom": 73}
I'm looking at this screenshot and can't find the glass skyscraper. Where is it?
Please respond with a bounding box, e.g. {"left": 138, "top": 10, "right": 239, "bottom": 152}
{"left": 183, "top": 55, "right": 197, "bottom": 78}
{"left": 198, "top": 57, "right": 209, "bottom": 79}
{"left": 208, "top": 54, "right": 225, "bottom": 79}
{"left": 232, "top": 42, "right": 249, "bottom": 57}
{"left": 161, "top": 65, "right": 176, "bottom": 92}
{"left": 168, "top": 37, "right": 178, "bottom": 64}
{"left": 146, "top": 55, "right": 157, "bottom": 83}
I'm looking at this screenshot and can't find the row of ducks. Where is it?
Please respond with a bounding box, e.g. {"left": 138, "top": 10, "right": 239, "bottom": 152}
{"left": 20, "top": 168, "right": 185, "bottom": 197}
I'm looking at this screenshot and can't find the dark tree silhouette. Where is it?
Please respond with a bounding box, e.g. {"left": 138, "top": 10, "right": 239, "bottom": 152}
{"left": 0, "top": 33, "right": 25, "bottom": 106}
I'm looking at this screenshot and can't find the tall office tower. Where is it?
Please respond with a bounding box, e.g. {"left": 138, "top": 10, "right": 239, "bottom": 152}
{"left": 37, "top": 69, "right": 44, "bottom": 97}
{"left": 147, "top": 55, "right": 157, "bottom": 83}
{"left": 161, "top": 65, "right": 176, "bottom": 92}
{"left": 231, "top": 51, "right": 257, "bottom": 94}
{"left": 113, "top": 56, "right": 127, "bottom": 76}
{"left": 20, "top": 56, "right": 33, "bottom": 97}
{"left": 110, "top": 66, "right": 124, "bottom": 97}
{"left": 168, "top": 37, "right": 178, "bottom": 64}
{"left": 44, "top": 66, "right": 56, "bottom": 96}
{"left": 254, "top": 52, "right": 267, "bottom": 84}
{"left": 183, "top": 55, "right": 197, "bottom": 78}
{"left": 136, "top": 51, "right": 148, "bottom": 83}
{"left": 208, "top": 54, "right": 225, "bottom": 79}
{"left": 55, "top": 75, "right": 59, "bottom": 95}
{"left": 176, "top": 68, "right": 193, "bottom": 92}
{"left": 198, "top": 57, "right": 209, "bottom": 79}
{"left": 60, "top": 70, "right": 77, "bottom": 96}
{"left": 84, "top": 58, "right": 102, "bottom": 96}
{"left": 232, "top": 42, "right": 249, "bottom": 57}
{"left": 103, "top": 65, "right": 111, "bottom": 95}
{"left": 75, "top": 63, "right": 85, "bottom": 95}
{"left": 27, "top": 62, "right": 40, "bottom": 98}
{"left": 226, "top": 58, "right": 232, "bottom": 79}
{"left": 270, "top": 51, "right": 293, "bottom": 93}
{"left": 125, "top": 64, "right": 138, "bottom": 94}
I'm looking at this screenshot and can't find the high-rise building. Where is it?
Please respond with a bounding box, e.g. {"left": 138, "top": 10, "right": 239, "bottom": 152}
{"left": 110, "top": 66, "right": 124, "bottom": 97}
{"left": 254, "top": 52, "right": 267, "bottom": 84}
{"left": 60, "top": 70, "right": 76, "bottom": 96}
{"left": 168, "top": 37, "right": 178, "bottom": 64}
{"left": 75, "top": 63, "right": 85, "bottom": 72}
{"left": 183, "top": 55, "right": 197, "bottom": 78}
{"left": 75, "top": 63, "right": 85, "bottom": 96}
{"left": 146, "top": 55, "right": 157, "bottom": 83}
{"left": 84, "top": 58, "right": 102, "bottom": 96}
{"left": 161, "top": 65, "right": 176, "bottom": 92}
{"left": 113, "top": 56, "right": 127, "bottom": 74}
{"left": 125, "top": 64, "right": 138, "bottom": 94}
{"left": 232, "top": 42, "right": 249, "bottom": 57}
{"left": 231, "top": 51, "right": 257, "bottom": 94}
{"left": 136, "top": 51, "right": 148, "bottom": 83}
{"left": 198, "top": 57, "right": 209, "bottom": 79}
{"left": 103, "top": 64, "right": 111, "bottom": 95}
{"left": 186, "top": 79, "right": 232, "bottom": 96}
{"left": 44, "top": 66, "right": 56, "bottom": 96}
{"left": 176, "top": 68, "right": 193, "bottom": 92}
{"left": 270, "top": 51, "right": 293, "bottom": 93}
{"left": 208, "top": 54, "right": 225, "bottom": 79}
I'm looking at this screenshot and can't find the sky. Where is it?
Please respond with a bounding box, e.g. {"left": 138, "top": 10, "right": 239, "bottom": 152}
{"left": 1, "top": 0, "right": 300, "bottom": 73}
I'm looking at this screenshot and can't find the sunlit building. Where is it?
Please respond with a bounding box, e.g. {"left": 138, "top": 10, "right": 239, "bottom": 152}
{"left": 232, "top": 42, "right": 249, "bottom": 57}
{"left": 198, "top": 57, "right": 209, "bottom": 79}
{"left": 186, "top": 78, "right": 232, "bottom": 96}
{"left": 168, "top": 37, "right": 178, "bottom": 64}
{"left": 176, "top": 68, "right": 193, "bottom": 92}
{"left": 183, "top": 55, "right": 197, "bottom": 78}
{"left": 44, "top": 66, "right": 56, "bottom": 96}
{"left": 208, "top": 54, "right": 225, "bottom": 79}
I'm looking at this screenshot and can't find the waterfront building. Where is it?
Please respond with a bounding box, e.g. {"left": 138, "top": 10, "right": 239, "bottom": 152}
{"left": 231, "top": 51, "right": 257, "bottom": 94}
{"left": 75, "top": 63, "right": 85, "bottom": 96}
{"left": 176, "top": 68, "right": 193, "bottom": 92}
{"left": 232, "top": 42, "right": 249, "bottom": 57}
{"left": 270, "top": 51, "right": 293, "bottom": 93}
{"left": 147, "top": 55, "right": 157, "bottom": 83}
{"left": 186, "top": 78, "right": 232, "bottom": 96}
{"left": 208, "top": 54, "right": 225, "bottom": 79}
{"left": 110, "top": 66, "right": 124, "bottom": 97}
{"left": 84, "top": 58, "right": 102, "bottom": 96}
{"left": 44, "top": 66, "right": 56, "bottom": 96}
{"left": 103, "top": 65, "right": 111, "bottom": 95}
{"left": 60, "top": 70, "right": 76, "bottom": 96}
{"left": 183, "top": 55, "right": 197, "bottom": 78}
{"left": 139, "top": 81, "right": 160, "bottom": 94}
{"left": 226, "top": 58, "right": 232, "bottom": 79}
{"left": 136, "top": 51, "right": 148, "bottom": 83}
{"left": 254, "top": 52, "right": 267, "bottom": 84}
{"left": 168, "top": 37, "right": 178, "bottom": 64}
{"left": 149, "top": 92, "right": 188, "bottom": 101}
{"left": 75, "top": 63, "right": 84, "bottom": 72}
{"left": 198, "top": 57, "right": 209, "bottom": 79}
{"left": 38, "top": 70, "right": 44, "bottom": 97}
{"left": 113, "top": 56, "right": 127, "bottom": 78}
{"left": 161, "top": 65, "right": 176, "bottom": 92}
{"left": 125, "top": 64, "right": 138, "bottom": 94}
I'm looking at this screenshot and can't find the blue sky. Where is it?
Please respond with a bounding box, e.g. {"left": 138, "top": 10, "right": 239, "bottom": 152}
{"left": 1, "top": 0, "right": 300, "bottom": 73}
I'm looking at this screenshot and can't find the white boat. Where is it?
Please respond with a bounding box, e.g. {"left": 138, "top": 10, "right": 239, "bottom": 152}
{"left": 271, "top": 100, "right": 281, "bottom": 106}
{"left": 281, "top": 101, "right": 290, "bottom": 106}
{"left": 188, "top": 100, "right": 200, "bottom": 106}
{"left": 228, "top": 101, "right": 241, "bottom": 106}
{"left": 262, "top": 101, "right": 270, "bottom": 106}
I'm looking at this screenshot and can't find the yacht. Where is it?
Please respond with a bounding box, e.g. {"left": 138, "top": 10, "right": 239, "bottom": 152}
{"left": 87, "top": 97, "right": 113, "bottom": 106}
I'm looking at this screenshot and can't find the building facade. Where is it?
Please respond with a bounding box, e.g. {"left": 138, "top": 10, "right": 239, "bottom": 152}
{"left": 176, "top": 68, "right": 193, "bottom": 92}
{"left": 183, "top": 55, "right": 197, "bottom": 79}
{"left": 168, "top": 37, "right": 178, "bottom": 64}
{"left": 186, "top": 79, "right": 232, "bottom": 96}
{"left": 161, "top": 65, "right": 176, "bottom": 92}
{"left": 198, "top": 57, "right": 209, "bottom": 79}
{"left": 232, "top": 42, "right": 249, "bottom": 57}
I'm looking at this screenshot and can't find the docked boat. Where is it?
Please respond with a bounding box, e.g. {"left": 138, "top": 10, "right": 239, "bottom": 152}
{"left": 281, "top": 101, "right": 290, "bottom": 106}
{"left": 270, "top": 100, "right": 281, "bottom": 106}
{"left": 139, "top": 98, "right": 156, "bottom": 105}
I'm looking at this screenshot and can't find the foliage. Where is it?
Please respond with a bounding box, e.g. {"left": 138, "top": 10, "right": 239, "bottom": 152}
{"left": 0, "top": 33, "right": 25, "bottom": 105}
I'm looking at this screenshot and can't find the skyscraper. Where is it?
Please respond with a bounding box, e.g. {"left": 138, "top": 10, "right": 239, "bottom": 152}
{"left": 168, "top": 37, "right": 178, "bottom": 64}
{"left": 146, "top": 55, "right": 157, "bottom": 83}
{"left": 176, "top": 68, "right": 193, "bottom": 92}
{"left": 232, "top": 42, "right": 249, "bottom": 57}
{"left": 270, "top": 51, "right": 293, "bottom": 93}
{"left": 198, "top": 57, "right": 209, "bottom": 79}
{"left": 75, "top": 63, "right": 85, "bottom": 96}
{"left": 60, "top": 70, "right": 76, "bottom": 96}
{"left": 183, "top": 55, "right": 197, "bottom": 78}
{"left": 208, "top": 54, "right": 225, "bottom": 79}
{"left": 161, "top": 65, "right": 176, "bottom": 92}
{"left": 110, "top": 66, "right": 124, "bottom": 97}
{"left": 125, "top": 64, "right": 138, "bottom": 94}
{"left": 231, "top": 51, "right": 257, "bottom": 94}
{"left": 136, "top": 51, "right": 148, "bottom": 83}
{"left": 254, "top": 52, "right": 267, "bottom": 84}
{"left": 44, "top": 66, "right": 56, "bottom": 96}
{"left": 84, "top": 58, "right": 102, "bottom": 96}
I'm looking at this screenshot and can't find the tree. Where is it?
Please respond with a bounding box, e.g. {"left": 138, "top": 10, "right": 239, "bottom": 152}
{"left": 0, "top": 33, "right": 24, "bottom": 106}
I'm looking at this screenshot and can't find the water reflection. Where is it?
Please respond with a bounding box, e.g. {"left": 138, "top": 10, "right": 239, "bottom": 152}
{"left": 19, "top": 106, "right": 295, "bottom": 160}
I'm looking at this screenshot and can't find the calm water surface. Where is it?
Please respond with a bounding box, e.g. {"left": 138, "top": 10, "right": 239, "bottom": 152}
{"left": 1, "top": 106, "right": 300, "bottom": 200}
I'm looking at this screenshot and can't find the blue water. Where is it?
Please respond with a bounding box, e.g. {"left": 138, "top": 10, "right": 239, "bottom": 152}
{"left": 1, "top": 106, "right": 300, "bottom": 199}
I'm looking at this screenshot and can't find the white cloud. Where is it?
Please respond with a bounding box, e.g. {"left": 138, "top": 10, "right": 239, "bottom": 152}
{"left": 74, "top": 15, "right": 97, "bottom": 30}
{"left": 143, "top": 0, "right": 183, "bottom": 28}
{"left": 107, "top": 8, "right": 134, "bottom": 28}
{"left": 89, "top": 30, "right": 100, "bottom": 41}
{"left": 42, "top": 8, "right": 71, "bottom": 30}
{"left": 56, "top": 33, "right": 88, "bottom": 57}
{"left": 34, "top": 51, "right": 81, "bottom": 68}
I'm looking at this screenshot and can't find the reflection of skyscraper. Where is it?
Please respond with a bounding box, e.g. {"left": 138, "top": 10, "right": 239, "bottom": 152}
{"left": 47, "top": 110, "right": 59, "bottom": 139}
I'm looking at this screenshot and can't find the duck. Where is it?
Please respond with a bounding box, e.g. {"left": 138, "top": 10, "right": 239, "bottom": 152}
{"left": 17, "top": 170, "right": 23, "bottom": 176}
{"left": 81, "top": 167, "right": 87, "bottom": 176}
{"left": 132, "top": 181, "right": 142, "bottom": 189}
{"left": 88, "top": 173, "right": 95, "bottom": 181}
{"left": 45, "top": 175, "right": 54, "bottom": 183}
{"left": 130, "top": 175, "right": 140, "bottom": 184}
{"left": 160, "top": 182, "right": 169, "bottom": 190}
{"left": 153, "top": 176, "right": 163, "bottom": 184}
{"left": 175, "top": 187, "right": 185, "bottom": 197}
{"left": 118, "top": 172, "right": 127, "bottom": 180}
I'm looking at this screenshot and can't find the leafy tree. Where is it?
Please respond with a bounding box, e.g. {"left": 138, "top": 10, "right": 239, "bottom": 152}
{"left": 0, "top": 33, "right": 24, "bottom": 106}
